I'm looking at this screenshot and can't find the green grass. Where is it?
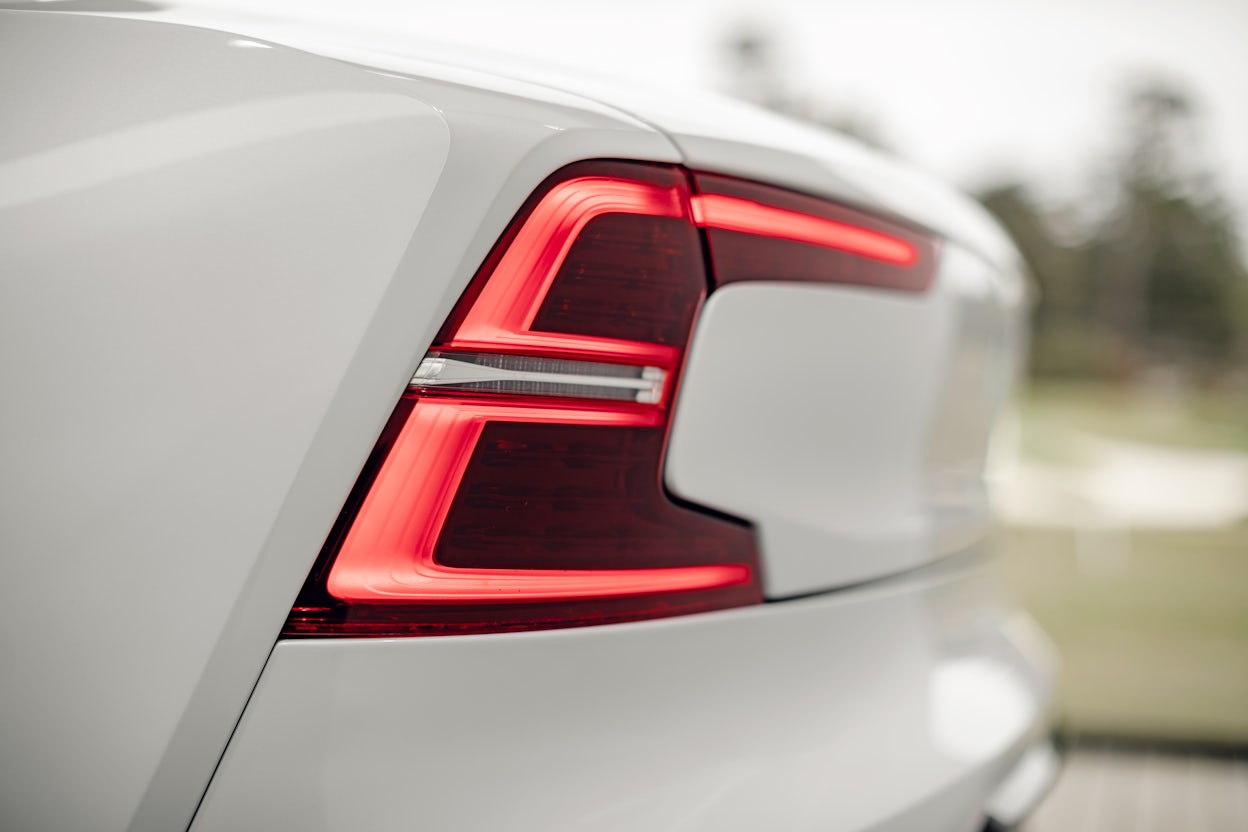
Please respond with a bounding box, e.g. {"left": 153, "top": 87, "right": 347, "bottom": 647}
{"left": 1002, "top": 380, "right": 1248, "bottom": 745}
{"left": 1018, "top": 380, "right": 1248, "bottom": 457}
{"left": 1001, "top": 525, "right": 1248, "bottom": 744}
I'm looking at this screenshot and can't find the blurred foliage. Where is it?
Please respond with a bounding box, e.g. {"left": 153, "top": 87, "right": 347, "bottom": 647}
{"left": 1021, "top": 380, "right": 1248, "bottom": 455}
{"left": 1003, "top": 383, "right": 1248, "bottom": 744}
{"left": 722, "top": 24, "right": 893, "bottom": 151}
{"left": 1002, "top": 523, "right": 1248, "bottom": 745}
{"left": 979, "top": 81, "right": 1247, "bottom": 383}
{"left": 720, "top": 30, "right": 1247, "bottom": 384}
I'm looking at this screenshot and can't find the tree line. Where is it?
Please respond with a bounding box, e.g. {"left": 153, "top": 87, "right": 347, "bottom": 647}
{"left": 978, "top": 83, "right": 1247, "bottom": 384}
{"left": 721, "top": 30, "right": 1247, "bottom": 385}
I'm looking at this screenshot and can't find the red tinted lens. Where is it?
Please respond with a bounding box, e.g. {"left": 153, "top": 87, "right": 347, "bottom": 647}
{"left": 691, "top": 172, "right": 939, "bottom": 291}
{"left": 437, "top": 420, "right": 754, "bottom": 572}
{"left": 531, "top": 213, "right": 706, "bottom": 346}
{"left": 437, "top": 162, "right": 700, "bottom": 367}
{"left": 284, "top": 162, "right": 762, "bottom": 637}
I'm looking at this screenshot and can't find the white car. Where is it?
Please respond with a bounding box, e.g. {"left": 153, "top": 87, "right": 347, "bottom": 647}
{"left": 0, "top": 5, "right": 1058, "bottom": 831}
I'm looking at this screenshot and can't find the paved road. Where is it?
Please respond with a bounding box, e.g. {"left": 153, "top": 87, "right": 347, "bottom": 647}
{"left": 1024, "top": 742, "right": 1248, "bottom": 831}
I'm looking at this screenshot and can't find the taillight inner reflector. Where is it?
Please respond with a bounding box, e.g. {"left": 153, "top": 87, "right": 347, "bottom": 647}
{"left": 284, "top": 160, "right": 939, "bottom": 637}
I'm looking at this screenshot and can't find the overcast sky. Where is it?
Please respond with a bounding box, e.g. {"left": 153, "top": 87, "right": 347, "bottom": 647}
{"left": 229, "top": 0, "right": 1248, "bottom": 238}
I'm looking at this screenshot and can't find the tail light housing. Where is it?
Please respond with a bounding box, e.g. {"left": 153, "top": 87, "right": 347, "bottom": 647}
{"left": 690, "top": 172, "right": 938, "bottom": 291}
{"left": 285, "top": 160, "right": 937, "bottom": 637}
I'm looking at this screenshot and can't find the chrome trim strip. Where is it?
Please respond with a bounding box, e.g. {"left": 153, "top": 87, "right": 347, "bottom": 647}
{"left": 411, "top": 354, "right": 667, "bottom": 403}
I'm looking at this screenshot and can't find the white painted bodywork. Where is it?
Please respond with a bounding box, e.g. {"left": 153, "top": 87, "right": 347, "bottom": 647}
{"left": 667, "top": 243, "right": 1022, "bottom": 598}
{"left": 193, "top": 557, "right": 1054, "bottom": 832}
{"left": 0, "top": 6, "right": 1050, "bottom": 832}
{"left": 0, "top": 12, "right": 678, "bottom": 832}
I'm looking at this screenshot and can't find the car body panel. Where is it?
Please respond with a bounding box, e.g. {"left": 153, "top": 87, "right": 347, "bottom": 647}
{"left": 191, "top": 554, "right": 1055, "bottom": 832}
{"left": 667, "top": 242, "right": 1023, "bottom": 597}
{"left": 0, "top": 12, "right": 681, "bottom": 832}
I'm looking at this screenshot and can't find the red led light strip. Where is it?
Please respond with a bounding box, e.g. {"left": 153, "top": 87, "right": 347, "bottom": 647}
{"left": 442, "top": 176, "right": 689, "bottom": 367}
{"left": 690, "top": 193, "right": 918, "bottom": 265}
{"left": 326, "top": 397, "right": 751, "bottom": 604}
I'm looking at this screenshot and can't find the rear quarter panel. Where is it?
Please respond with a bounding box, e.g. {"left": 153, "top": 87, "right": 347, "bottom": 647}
{"left": 0, "top": 12, "right": 677, "bottom": 831}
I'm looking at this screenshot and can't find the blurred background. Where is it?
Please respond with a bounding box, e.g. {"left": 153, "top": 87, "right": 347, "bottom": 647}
{"left": 226, "top": 0, "right": 1248, "bottom": 823}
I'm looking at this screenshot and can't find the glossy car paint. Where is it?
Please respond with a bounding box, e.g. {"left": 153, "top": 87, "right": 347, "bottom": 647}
{"left": 667, "top": 242, "right": 1022, "bottom": 597}
{"left": 0, "top": 12, "right": 678, "bottom": 832}
{"left": 193, "top": 555, "right": 1054, "bottom": 832}
{"left": 0, "top": 6, "right": 1053, "bottom": 832}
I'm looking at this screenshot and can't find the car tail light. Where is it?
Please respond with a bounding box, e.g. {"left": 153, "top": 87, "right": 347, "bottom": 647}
{"left": 284, "top": 162, "right": 758, "bottom": 636}
{"left": 284, "top": 161, "right": 938, "bottom": 637}
{"left": 691, "top": 172, "right": 939, "bottom": 291}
